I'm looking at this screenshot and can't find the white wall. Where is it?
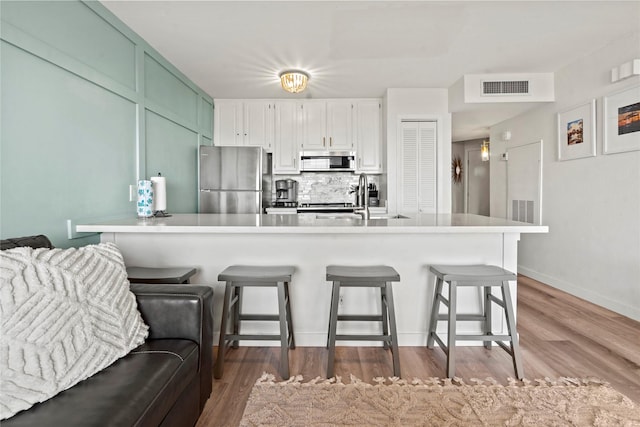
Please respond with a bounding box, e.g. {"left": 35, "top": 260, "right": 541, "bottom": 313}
{"left": 490, "top": 31, "right": 640, "bottom": 321}
{"left": 385, "top": 88, "right": 451, "bottom": 213}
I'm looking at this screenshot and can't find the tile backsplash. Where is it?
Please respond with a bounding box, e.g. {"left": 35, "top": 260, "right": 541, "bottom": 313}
{"left": 272, "top": 172, "right": 380, "bottom": 204}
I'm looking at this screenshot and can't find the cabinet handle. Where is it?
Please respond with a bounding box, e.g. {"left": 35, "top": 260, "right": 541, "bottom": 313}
{"left": 330, "top": 137, "right": 332, "bottom": 147}
{"left": 293, "top": 157, "right": 296, "bottom": 167}
{"left": 322, "top": 137, "right": 326, "bottom": 147}
{"left": 359, "top": 158, "right": 361, "bottom": 167}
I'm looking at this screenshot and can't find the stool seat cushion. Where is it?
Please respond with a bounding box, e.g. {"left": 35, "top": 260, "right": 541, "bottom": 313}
{"left": 429, "top": 265, "right": 516, "bottom": 282}
{"left": 218, "top": 265, "right": 295, "bottom": 282}
{"left": 326, "top": 265, "right": 400, "bottom": 282}
{"left": 126, "top": 267, "right": 196, "bottom": 284}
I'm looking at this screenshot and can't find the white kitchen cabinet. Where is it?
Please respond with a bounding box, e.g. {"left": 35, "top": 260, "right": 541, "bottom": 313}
{"left": 398, "top": 120, "right": 437, "bottom": 213}
{"left": 354, "top": 100, "right": 382, "bottom": 173}
{"left": 273, "top": 101, "right": 300, "bottom": 174}
{"left": 299, "top": 101, "right": 326, "bottom": 150}
{"left": 213, "top": 100, "right": 273, "bottom": 151}
{"left": 326, "top": 101, "right": 353, "bottom": 150}
{"left": 300, "top": 100, "right": 353, "bottom": 150}
{"left": 213, "top": 100, "right": 243, "bottom": 146}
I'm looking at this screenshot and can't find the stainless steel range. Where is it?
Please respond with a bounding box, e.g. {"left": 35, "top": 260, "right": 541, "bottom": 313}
{"left": 297, "top": 202, "right": 355, "bottom": 213}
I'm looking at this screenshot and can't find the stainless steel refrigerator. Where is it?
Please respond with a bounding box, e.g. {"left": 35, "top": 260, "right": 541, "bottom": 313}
{"left": 198, "top": 146, "right": 271, "bottom": 213}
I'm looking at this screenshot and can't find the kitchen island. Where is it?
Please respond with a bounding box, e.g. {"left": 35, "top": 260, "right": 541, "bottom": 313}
{"left": 77, "top": 213, "right": 548, "bottom": 346}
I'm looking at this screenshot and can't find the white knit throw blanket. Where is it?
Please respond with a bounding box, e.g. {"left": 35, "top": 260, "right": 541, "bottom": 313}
{"left": 0, "top": 242, "right": 149, "bottom": 419}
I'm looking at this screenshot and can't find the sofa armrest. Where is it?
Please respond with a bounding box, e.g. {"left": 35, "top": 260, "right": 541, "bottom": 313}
{"left": 1, "top": 234, "right": 54, "bottom": 250}
{"left": 130, "top": 283, "right": 213, "bottom": 410}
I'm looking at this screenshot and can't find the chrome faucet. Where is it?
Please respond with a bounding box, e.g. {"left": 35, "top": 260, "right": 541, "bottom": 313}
{"left": 354, "top": 173, "right": 370, "bottom": 220}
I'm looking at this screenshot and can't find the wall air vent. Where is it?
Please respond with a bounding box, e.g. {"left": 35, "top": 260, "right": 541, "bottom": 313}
{"left": 482, "top": 80, "right": 529, "bottom": 95}
{"left": 450, "top": 73, "right": 554, "bottom": 107}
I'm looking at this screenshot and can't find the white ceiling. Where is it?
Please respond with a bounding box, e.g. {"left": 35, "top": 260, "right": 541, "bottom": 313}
{"left": 102, "top": 1, "right": 639, "bottom": 141}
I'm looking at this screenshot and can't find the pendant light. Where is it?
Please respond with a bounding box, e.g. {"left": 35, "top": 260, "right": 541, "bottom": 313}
{"left": 279, "top": 70, "right": 309, "bottom": 93}
{"left": 481, "top": 140, "right": 490, "bottom": 162}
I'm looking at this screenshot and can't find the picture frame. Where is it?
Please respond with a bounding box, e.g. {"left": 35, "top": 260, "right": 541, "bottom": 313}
{"left": 603, "top": 85, "right": 640, "bottom": 155}
{"left": 557, "top": 99, "right": 596, "bottom": 161}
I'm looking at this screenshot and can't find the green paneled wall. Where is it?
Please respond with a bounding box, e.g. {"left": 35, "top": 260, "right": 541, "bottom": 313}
{"left": 145, "top": 54, "right": 199, "bottom": 125}
{"left": 145, "top": 111, "right": 199, "bottom": 214}
{"left": 0, "top": 1, "right": 213, "bottom": 247}
{"left": 1, "top": 0, "right": 137, "bottom": 90}
{"left": 1, "top": 42, "right": 136, "bottom": 247}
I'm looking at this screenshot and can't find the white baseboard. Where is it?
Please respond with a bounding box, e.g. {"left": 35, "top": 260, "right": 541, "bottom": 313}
{"left": 518, "top": 265, "right": 640, "bottom": 322}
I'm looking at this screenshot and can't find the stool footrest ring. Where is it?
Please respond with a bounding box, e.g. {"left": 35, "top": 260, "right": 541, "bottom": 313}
{"left": 436, "top": 314, "right": 486, "bottom": 321}
{"left": 224, "top": 334, "right": 282, "bottom": 341}
{"left": 335, "top": 334, "right": 392, "bottom": 341}
{"left": 337, "top": 314, "right": 383, "bottom": 321}
{"left": 238, "top": 314, "right": 280, "bottom": 321}
{"left": 455, "top": 334, "right": 513, "bottom": 341}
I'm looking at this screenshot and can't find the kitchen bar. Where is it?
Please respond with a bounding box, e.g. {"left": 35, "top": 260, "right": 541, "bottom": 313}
{"left": 77, "top": 213, "right": 547, "bottom": 346}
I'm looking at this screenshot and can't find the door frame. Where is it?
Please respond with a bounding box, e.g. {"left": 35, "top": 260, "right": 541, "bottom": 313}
{"left": 506, "top": 139, "right": 544, "bottom": 224}
{"left": 464, "top": 147, "right": 483, "bottom": 214}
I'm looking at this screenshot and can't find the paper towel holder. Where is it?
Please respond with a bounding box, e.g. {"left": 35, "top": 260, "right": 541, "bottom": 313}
{"left": 151, "top": 172, "right": 172, "bottom": 218}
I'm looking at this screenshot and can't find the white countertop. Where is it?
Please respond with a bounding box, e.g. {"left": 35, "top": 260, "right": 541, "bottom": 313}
{"left": 76, "top": 213, "right": 549, "bottom": 234}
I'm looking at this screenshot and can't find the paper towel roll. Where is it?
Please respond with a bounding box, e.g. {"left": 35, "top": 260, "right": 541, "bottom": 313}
{"left": 150, "top": 175, "right": 167, "bottom": 212}
{"left": 137, "top": 180, "right": 154, "bottom": 217}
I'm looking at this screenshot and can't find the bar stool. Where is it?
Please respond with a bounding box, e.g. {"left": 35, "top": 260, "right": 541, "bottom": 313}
{"left": 326, "top": 265, "right": 401, "bottom": 378}
{"left": 214, "top": 265, "right": 295, "bottom": 380}
{"left": 427, "top": 264, "right": 523, "bottom": 379}
{"left": 126, "top": 266, "right": 197, "bottom": 284}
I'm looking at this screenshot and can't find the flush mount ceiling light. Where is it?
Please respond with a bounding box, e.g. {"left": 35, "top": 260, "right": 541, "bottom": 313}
{"left": 279, "top": 70, "right": 309, "bottom": 93}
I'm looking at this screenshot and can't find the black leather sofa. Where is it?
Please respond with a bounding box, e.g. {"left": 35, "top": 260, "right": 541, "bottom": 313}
{"left": 1, "top": 236, "right": 213, "bottom": 427}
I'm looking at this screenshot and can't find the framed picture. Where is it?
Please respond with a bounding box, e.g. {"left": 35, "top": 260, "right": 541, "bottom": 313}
{"left": 603, "top": 85, "right": 640, "bottom": 154}
{"left": 557, "top": 99, "right": 596, "bottom": 161}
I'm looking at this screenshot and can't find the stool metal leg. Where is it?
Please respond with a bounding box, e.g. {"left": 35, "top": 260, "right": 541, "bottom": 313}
{"left": 384, "top": 281, "right": 401, "bottom": 377}
{"left": 483, "top": 285, "right": 492, "bottom": 349}
{"left": 232, "top": 285, "right": 242, "bottom": 348}
{"left": 284, "top": 281, "right": 295, "bottom": 349}
{"left": 380, "top": 286, "right": 390, "bottom": 350}
{"left": 214, "top": 281, "right": 233, "bottom": 379}
{"left": 501, "top": 281, "right": 524, "bottom": 379}
{"left": 326, "top": 283, "right": 335, "bottom": 349}
{"left": 427, "top": 277, "right": 444, "bottom": 348}
{"left": 276, "top": 281, "right": 290, "bottom": 379}
{"left": 446, "top": 281, "right": 458, "bottom": 378}
{"left": 326, "top": 281, "right": 341, "bottom": 378}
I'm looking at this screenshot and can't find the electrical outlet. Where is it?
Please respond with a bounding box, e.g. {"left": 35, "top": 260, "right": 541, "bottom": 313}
{"left": 339, "top": 294, "right": 344, "bottom": 306}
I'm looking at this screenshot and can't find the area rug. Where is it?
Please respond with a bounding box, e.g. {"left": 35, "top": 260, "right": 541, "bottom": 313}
{"left": 240, "top": 373, "right": 640, "bottom": 426}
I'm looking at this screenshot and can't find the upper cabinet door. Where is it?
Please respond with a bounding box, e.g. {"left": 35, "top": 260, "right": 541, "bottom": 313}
{"left": 213, "top": 100, "right": 243, "bottom": 146}
{"left": 300, "top": 101, "right": 326, "bottom": 150}
{"left": 244, "top": 101, "right": 273, "bottom": 151}
{"left": 273, "top": 101, "right": 300, "bottom": 174}
{"left": 326, "top": 101, "right": 354, "bottom": 150}
{"left": 355, "top": 101, "right": 382, "bottom": 173}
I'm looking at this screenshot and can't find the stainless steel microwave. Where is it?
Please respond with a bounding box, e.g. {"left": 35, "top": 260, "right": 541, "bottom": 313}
{"left": 299, "top": 151, "right": 356, "bottom": 172}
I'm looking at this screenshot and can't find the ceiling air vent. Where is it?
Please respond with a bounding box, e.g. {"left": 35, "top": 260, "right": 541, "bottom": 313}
{"left": 482, "top": 80, "right": 529, "bottom": 95}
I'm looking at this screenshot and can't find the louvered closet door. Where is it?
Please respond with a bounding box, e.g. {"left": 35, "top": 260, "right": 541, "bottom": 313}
{"left": 399, "top": 121, "right": 437, "bottom": 213}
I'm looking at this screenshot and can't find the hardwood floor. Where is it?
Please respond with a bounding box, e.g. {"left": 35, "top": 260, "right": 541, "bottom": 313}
{"left": 196, "top": 275, "right": 640, "bottom": 426}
